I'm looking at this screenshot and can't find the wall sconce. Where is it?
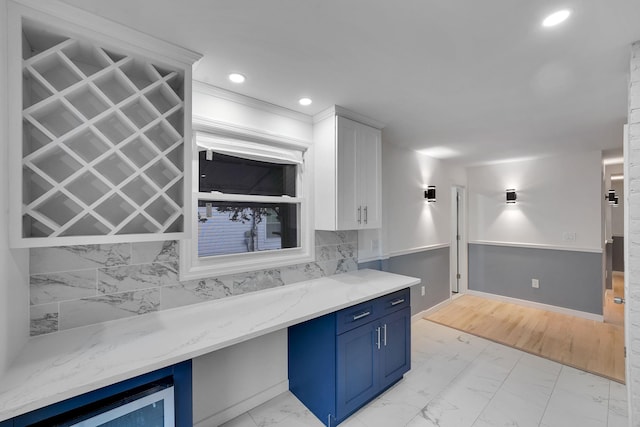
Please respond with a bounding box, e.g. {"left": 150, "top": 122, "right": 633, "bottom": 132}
{"left": 605, "top": 189, "right": 618, "bottom": 206}
{"left": 424, "top": 186, "right": 436, "bottom": 202}
{"left": 506, "top": 189, "right": 517, "bottom": 204}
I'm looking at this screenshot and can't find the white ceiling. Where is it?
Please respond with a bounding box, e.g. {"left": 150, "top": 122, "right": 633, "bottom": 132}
{"left": 60, "top": 0, "right": 640, "bottom": 166}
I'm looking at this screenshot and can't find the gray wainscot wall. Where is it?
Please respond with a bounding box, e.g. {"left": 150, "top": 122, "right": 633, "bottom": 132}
{"left": 468, "top": 243, "right": 603, "bottom": 315}
{"left": 29, "top": 231, "right": 358, "bottom": 336}
{"left": 359, "top": 246, "right": 450, "bottom": 317}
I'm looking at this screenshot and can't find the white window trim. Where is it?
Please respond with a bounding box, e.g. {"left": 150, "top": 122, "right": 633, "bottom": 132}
{"left": 179, "top": 119, "right": 314, "bottom": 281}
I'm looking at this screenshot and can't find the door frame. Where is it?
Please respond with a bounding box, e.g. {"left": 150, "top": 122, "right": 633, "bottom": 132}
{"left": 450, "top": 185, "right": 468, "bottom": 295}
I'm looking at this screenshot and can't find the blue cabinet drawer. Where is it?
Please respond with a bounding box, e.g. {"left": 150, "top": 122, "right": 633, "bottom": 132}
{"left": 376, "top": 288, "right": 410, "bottom": 315}
{"left": 336, "top": 300, "right": 377, "bottom": 335}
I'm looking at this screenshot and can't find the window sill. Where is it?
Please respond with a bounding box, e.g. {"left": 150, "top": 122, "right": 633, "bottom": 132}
{"left": 179, "top": 242, "right": 316, "bottom": 281}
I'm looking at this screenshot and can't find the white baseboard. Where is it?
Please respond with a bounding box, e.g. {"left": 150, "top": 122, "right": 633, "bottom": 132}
{"left": 411, "top": 298, "right": 452, "bottom": 322}
{"left": 466, "top": 290, "right": 604, "bottom": 322}
{"left": 194, "top": 380, "right": 289, "bottom": 427}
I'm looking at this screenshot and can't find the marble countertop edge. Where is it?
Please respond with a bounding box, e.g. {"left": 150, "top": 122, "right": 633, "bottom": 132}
{"left": 0, "top": 269, "right": 420, "bottom": 422}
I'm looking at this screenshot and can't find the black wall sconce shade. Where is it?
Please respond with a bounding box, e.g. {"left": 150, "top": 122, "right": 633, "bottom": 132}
{"left": 506, "top": 189, "right": 517, "bottom": 204}
{"left": 606, "top": 189, "right": 618, "bottom": 206}
{"left": 424, "top": 186, "right": 436, "bottom": 202}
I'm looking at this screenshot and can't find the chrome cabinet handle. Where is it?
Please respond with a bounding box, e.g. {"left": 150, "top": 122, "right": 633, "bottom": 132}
{"left": 383, "top": 324, "right": 387, "bottom": 346}
{"left": 357, "top": 206, "right": 362, "bottom": 224}
{"left": 364, "top": 206, "right": 368, "bottom": 224}
{"left": 390, "top": 298, "right": 405, "bottom": 306}
{"left": 353, "top": 311, "right": 371, "bottom": 321}
{"left": 376, "top": 326, "right": 381, "bottom": 350}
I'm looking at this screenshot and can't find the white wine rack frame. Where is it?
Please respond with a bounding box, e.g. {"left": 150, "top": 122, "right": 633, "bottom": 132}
{"left": 18, "top": 18, "right": 189, "bottom": 245}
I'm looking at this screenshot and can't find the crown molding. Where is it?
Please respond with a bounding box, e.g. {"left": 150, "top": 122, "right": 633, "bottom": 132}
{"left": 313, "top": 105, "right": 385, "bottom": 129}
{"left": 9, "top": 0, "right": 202, "bottom": 66}
{"left": 192, "top": 115, "right": 311, "bottom": 150}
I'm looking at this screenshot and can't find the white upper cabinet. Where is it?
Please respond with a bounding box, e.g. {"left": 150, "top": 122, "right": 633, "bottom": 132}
{"left": 7, "top": 0, "right": 202, "bottom": 247}
{"left": 314, "top": 107, "right": 382, "bottom": 231}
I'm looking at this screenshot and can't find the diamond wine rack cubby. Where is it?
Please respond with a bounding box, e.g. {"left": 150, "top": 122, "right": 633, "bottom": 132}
{"left": 10, "top": 6, "right": 201, "bottom": 248}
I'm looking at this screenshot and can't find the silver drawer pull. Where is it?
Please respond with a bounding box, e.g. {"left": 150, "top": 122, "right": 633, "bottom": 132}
{"left": 390, "top": 298, "right": 405, "bottom": 306}
{"left": 353, "top": 311, "right": 371, "bottom": 321}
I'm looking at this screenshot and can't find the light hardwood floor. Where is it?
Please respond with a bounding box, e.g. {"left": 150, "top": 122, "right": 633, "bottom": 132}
{"left": 425, "top": 293, "right": 625, "bottom": 383}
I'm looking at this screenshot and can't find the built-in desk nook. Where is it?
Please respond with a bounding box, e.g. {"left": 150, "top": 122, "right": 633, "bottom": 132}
{"left": 0, "top": 269, "right": 419, "bottom": 426}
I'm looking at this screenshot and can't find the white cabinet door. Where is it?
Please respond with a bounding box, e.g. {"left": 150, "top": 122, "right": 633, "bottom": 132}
{"left": 313, "top": 109, "right": 382, "bottom": 231}
{"left": 336, "top": 116, "right": 360, "bottom": 230}
{"left": 357, "top": 124, "right": 382, "bottom": 229}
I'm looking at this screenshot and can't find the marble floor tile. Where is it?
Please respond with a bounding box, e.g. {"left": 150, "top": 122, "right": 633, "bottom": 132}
{"left": 608, "top": 381, "right": 629, "bottom": 427}
{"left": 415, "top": 342, "right": 521, "bottom": 427}
{"left": 220, "top": 413, "right": 258, "bottom": 427}
{"left": 248, "top": 392, "right": 309, "bottom": 426}
{"left": 540, "top": 365, "right": 611, "bottom": 427}
{"left": 246, "top": 392, "right": 323, "bottom": 427}
{"left": 472, "top": 353, "right": 560, "bottom": 427}
{"left": 223, "top": 321, "right": 626, "bottom": 427}
{"left": 352, "top": 396, "right": 421, "bottom": 427}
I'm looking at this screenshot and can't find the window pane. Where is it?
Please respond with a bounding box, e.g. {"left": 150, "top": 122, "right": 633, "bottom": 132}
{"left": 199, "top": 152, "right": 296, "bottom": 196}
{"left": 197, "top": 201, "right": 299, "bottom": 257}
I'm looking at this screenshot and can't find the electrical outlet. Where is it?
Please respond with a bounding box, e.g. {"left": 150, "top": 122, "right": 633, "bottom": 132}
{"left": 562, "top": 232, "right": 576, "bottom": 241}
{"left": 532, "top": 279, "right": 539, "bottom": 289}
{"left": 371, "top": 239, "right": 379, "bottom": 251}
{"left": 421, "top": 286, "right": 426, "bottom": 296}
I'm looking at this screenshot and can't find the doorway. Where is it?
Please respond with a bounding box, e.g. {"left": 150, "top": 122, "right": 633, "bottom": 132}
{"left": 450, "top": 186, "right": 467, "bottom": 296}
{"left": 603, "top": 162, "right": 625, "bottom": 327}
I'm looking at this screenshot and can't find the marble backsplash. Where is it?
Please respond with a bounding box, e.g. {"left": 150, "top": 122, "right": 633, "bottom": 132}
{"left": 30, "top": 231, "right": 357, "bottom": 336}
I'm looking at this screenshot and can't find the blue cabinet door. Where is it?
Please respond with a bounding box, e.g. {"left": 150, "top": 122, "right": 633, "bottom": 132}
{"left": 336, "top": 321, "right": 379, "bottom": 421}
{"left": 379, "top": 307, "right": 411, "bottom": 390}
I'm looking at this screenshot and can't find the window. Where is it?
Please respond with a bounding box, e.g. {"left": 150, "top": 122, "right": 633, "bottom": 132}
{"left": 180, "top": 127, "right": 313, "bottom": 280}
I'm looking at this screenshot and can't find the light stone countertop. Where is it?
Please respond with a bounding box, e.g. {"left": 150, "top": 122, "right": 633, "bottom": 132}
{"left": 0, "top": 269, "right": 419, "bottom": 422}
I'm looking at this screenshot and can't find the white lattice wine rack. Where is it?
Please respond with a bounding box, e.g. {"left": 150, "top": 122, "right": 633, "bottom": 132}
{"left": 10, "top": 10, "right": 199, "bottom": 247}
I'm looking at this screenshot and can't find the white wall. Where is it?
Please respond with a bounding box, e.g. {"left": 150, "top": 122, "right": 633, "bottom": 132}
{"left": 190, "top": 83, "right": 312, "bottom": 425}
{"left": 192, "top": 331, "right": 288, "bottom": 426}
{"left": 611, "top": 179, "right": 624, "bottom": 236}
{"left": 0, "top": 0, "right": 29, "bottom": 374}
{"left": 374, "top": 141, "right": 464, "bottom": 257}
{"left": 467, "top": 151, "right": 602, "bottom": 251}
{"left": 604, "top": 162, "right": 624, "bottom": 240}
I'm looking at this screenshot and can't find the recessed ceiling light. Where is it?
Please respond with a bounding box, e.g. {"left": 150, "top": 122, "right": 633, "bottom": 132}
{"left": 228, "top": 73, "right": 246, "bottom": 83}
{"left": 299, "top": 97, "right": 312, "bottom": 106}
{"left": 542, "top": 9, "right": 571, "bottom": 27}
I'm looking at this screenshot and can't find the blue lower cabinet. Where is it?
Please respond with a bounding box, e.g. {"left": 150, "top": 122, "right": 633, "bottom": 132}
{"left": 289, "top": 288, "right": 411, "bottom": 426}
{"left": 379, "top": 307, "right": 411, "bottom": 390}
{"left": 4, "top": 361, "right": 192, "bottom": 427}
{"left": 336, "top": 321, "right": 380, "bottom": 418}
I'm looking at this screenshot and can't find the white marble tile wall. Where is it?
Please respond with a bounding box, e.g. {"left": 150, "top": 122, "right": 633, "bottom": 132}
{"left": 627, "top": 39, "right": 640, "bottom": 425}
{"left": 29, "top": 231, "right": 357, "bottom": 336}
